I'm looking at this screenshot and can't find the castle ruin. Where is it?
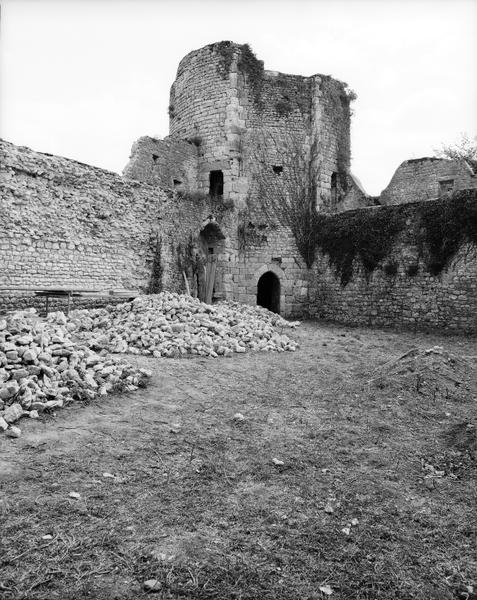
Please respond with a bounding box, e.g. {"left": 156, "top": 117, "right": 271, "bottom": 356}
{"left": 1, "top": 41, "right": 476, "bottom": 331}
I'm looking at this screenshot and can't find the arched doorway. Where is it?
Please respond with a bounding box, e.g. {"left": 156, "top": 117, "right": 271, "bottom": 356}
{"left": 197, "top": 222, "right": 225, "bottom": 303}
{"left": 257, "top": 271, "right": 280, "bottom": 313}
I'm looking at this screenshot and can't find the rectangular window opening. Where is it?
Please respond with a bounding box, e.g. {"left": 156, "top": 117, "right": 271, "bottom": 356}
{"left": 439, "top": 179, "right": 454, "bottom": 197}
{"left": 209, "top": 170, "right": 224, "bottom": 197}
{"left": 173, "top": 179, "right": 182, "bottom": 188}
{"left": 272, "top": 165, "right": 283, "bottom": 174}
{"left": 152, "top": 154, "right": 159, "bottom": 162}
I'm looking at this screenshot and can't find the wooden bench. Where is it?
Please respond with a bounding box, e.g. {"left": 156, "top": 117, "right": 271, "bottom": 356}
{"left": 0, "top": 287, "right": 138, "bottom": 316}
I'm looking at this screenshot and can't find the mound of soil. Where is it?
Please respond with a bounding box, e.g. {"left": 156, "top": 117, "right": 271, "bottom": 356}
{"left": 372, "top": 345, "right": 477, "bottom": 402}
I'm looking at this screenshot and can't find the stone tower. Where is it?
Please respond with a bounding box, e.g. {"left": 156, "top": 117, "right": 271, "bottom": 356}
{"left": 124, "top": 41, "right": 353, "bottom": 212}
{"left": 123, "top": 41, "right": 355, "bottom": 315}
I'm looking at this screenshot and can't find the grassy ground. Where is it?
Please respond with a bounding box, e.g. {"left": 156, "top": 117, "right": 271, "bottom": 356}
{"left": 1, "top": 322, "right": 476, "bottom": 600}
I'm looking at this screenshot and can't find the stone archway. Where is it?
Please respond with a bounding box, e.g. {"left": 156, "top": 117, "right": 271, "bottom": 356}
{"left": 199, "top": 221, "right": 225, "bottom": 255}
{"left": 257, "top": 271, "right": 281, "bottom": 313}
{"left": 197, "top": 221, "right": 226, "bottom": 303}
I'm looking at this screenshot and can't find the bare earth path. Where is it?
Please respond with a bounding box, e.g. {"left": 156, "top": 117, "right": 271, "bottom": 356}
{"left": 1, "top": 322, "right": 476, "bottom": 599}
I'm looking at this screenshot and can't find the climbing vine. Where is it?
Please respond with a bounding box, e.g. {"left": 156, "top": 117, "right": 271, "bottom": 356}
{"left": 310, "top": 192, "right": 477, "bottom": 284}
{"left": 312, "top": 207, "right": 406, "bottom": 285}
{"left": 237, "top": 43, "right": 265, "bottom": 109}
{"left": 213, "top": 41, "right": 235, "bottom": 80}
{"left": 237, "top": 216, "right": 269, "bottom": 251}
{"left": 176, "top": 235, "right": 200, "bottom": 275}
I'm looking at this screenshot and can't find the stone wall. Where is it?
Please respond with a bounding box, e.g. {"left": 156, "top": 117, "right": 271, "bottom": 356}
{"left": 2, "top": 40, "right": 476, "bottom": 331}
{"left": 339, "top": 172, "right": 374, "bottom": 212}
{"left": 380, "top": 157, "right": 477, "bottom": 205}
{"left": 308, "top": 198, "right": 477, "bottom": 332}
{"left": 123, "top": 136, "right": 198, "bottom": 191}
{"left": 1, "top": 139, "right": 476, "bottom": 330}
{"left": 0, "top": 139, "right": 229, "bottom": 313}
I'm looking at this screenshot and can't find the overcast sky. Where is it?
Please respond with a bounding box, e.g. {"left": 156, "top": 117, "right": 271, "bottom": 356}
{"left": 1, "top": 0, "right": 476, "bottom": 195}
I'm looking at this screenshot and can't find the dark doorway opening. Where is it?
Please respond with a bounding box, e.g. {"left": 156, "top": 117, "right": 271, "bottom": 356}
{"left": 257, "top": 271, "right": 280, "bottom": 313}
{"left": 209, "top": 170, "right": 224, "bottom": 197}
{"left": 331, "top": 171, "right": 338, "bottom": 206}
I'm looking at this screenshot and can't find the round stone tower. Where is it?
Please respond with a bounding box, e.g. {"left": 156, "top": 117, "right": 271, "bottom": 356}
{"left": 168, "top": 41, "right": 352, "bottom": 211}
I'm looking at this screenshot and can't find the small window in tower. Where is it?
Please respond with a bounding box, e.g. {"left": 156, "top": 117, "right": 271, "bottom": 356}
{"left": 439, "top": 179, "right": 454, "bottom": 197}
{"left": 208, "top": 247, "right": 214, "bottom": 255}
{"left": 272, "top": 165, "right": 283, "bottom": 174}
{"left": 209, "top": 170, "right": 224, "bottom": 197}
{"left": 173, "top": 179, "right": 182, "bottom": 188}
{"left": 152, "top": 154, "right": 159, "bottom": 162}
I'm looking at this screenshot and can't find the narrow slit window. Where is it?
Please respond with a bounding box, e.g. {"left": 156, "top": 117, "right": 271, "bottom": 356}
{"left": 331, "top": 172, "right": 338, "bottom": 205}
{"left": 272, "top": 165, "right": 283, "bottom": 174}
{"left": 209, "top": 170, "right": 224, "bottom": 197}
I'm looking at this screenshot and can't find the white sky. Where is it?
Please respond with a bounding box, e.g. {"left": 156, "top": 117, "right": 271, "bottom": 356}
{"left": 1, "top": 0, "right": 476, "bottom": 195}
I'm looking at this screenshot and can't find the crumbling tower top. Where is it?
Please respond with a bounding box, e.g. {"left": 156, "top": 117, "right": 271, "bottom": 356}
{"left": 125, "top": 41, "right": 354, "bottom": 211}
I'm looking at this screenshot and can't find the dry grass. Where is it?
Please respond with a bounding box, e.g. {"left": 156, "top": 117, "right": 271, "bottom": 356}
{"left": 0, "top": 322, "right": 476, "bottom": 599}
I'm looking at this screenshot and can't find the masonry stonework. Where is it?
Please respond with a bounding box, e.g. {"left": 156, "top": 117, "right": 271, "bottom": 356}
{"left": 0, "top": 139, "right": 233, "bottom": 312}
{"left": 1, "top": 41, "right": 476, "bottom": 332}
{"left": 380, "top": 157, "right": 477, "bottom": 205}
{"left": 308, "top": 201, "right": 477, "bottom": 333}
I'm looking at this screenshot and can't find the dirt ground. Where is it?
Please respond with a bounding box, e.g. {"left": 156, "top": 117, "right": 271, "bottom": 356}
{"left": 1, "top": 321, "right": 476, "bottom": 600}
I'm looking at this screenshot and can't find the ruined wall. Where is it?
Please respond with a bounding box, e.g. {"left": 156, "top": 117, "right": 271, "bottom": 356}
{"left": 168, "top": 42, "right": 247, "bottom": 205}
{"left": 123, "top": 136, "right": 198, "bottom": 191}
{"left": 2, "top": 140, "right": 476, "bottom": 329}
{"left": 380, "top": 158, "right": 477, "bottom": 205}
{"left": 0, "top": 140, "right": 228, "bottom": 312}
{"left": 163, "top": 41, "right": 353, "bottom": 211}
{"left": 339, "top": 172, "right": 374, "bottom": 212}
{"left": 308, "top": 198, "right": 477, "bottom": 332}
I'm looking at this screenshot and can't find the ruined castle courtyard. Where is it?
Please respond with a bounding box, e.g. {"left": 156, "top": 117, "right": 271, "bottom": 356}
{"left": 1, "top": 40, "right": 476, "bottom": 600}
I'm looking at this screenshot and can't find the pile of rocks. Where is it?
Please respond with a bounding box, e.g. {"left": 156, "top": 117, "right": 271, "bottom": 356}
{"left": 1, "top": 293, "right": 299, "bottom": 437}
{"left": 69, "top": 293, "right": 299, "bottom": 358}
{"left": 0, "top": 310, "right": 151, "bottom": 437}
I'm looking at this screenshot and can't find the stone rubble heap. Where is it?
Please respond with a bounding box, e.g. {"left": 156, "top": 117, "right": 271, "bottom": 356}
{"left": 0, "top": 309, "right": 151, "bottom": 438}
{"left": 1, "top": 293, "right": 299, "bottom": 437}
{"left": 70, "top": 293, "right": 299, "bottom": 358}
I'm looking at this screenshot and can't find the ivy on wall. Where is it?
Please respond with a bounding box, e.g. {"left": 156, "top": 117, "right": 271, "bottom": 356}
{"left": 213, "top": 41, "right": 235, "bottom": 80}
{"left": 237, "top": 44, "right": 265, "bottom": 109}
{"left": 310, "top": 191, "right": 477, "bottom": 285}
{"left": 417, "top": 191, "right": 477, "bottom": 275}
{"left": 213, "top": 41, "right": 265, "bottom": 110}
{"left": 237, "top": 217, "right": 269, "bottom": 251}
{"left": 176, "top": 235, "right": 201, "bottom": 275}
{"left": 313, "top": 207, "right": 406, "bottom": 285}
